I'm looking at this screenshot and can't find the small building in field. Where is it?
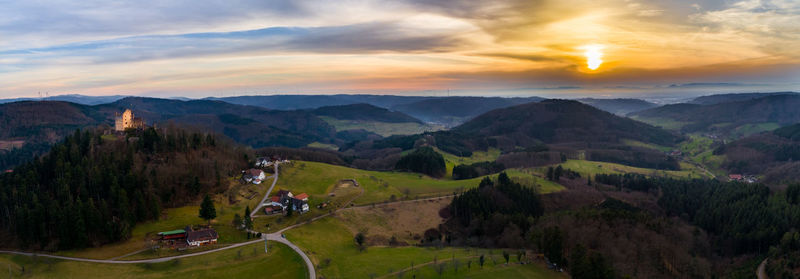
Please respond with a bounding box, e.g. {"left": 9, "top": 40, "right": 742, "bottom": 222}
{"left": 264, "top": 205, "right": 284, "bottom": 215}
{"left": 729, "top": 174, "right": 743, "bottom": 181}
{"left": 186, "top": 228, "right": 218, "bottom": 247}
{"left": 255, "top": 157, "right": 272, "bottom": 167}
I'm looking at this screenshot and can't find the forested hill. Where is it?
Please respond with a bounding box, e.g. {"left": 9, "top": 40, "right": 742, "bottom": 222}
{"left": 717, "top": 123, "right": 800, "bottom": 183}
{"left": 632, "top": 94, "right": 800, "bottom": 134}
{"left": 311, "top": 103, "right": 423, "bottom": 123}
{"left": 390, "top": 96, "right": 544, "bottom": 127}
{"left": 688, "top": 92, "right": 797, "bottom": 105}
{"left": 0, "top": 127, "right": 249, "bottom": 250}
{"left": 452, "top": 99, "right": 679, "bottom": 148}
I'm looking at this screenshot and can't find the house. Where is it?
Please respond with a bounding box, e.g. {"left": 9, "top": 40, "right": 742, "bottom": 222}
{"left": 276, "top": 190, "right": 293, "bottom": 198}
{"left": 294, "top": 193, "right": 309, "bottom": 201}
{"left": 243, "top": 169, "right": 266, "bottom": 184}
{"left": 186, "top": 228, "right": 218, "bottom": 247}
{"left": 264, "top": 205, "right": 284, "bottom": 215}
{"left": 255, "top": 157, "right": 272, "bottom": 167}
{"left": 729, "top": 174, "right": 743, "bottom": 181}
{"left": 158, "top": 229, "right": 187, "bottom": 240}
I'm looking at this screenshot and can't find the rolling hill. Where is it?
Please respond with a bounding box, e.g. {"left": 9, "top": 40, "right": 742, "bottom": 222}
{"left": 716, "top": 123, "right": 800, "bottom": 183}
{"left": 362, "top": 100, "right": 683, "bottom": 170}
{"left": 688, "top": 92, "right": 798, "bottom": 105}
{"left": 311, "top": 103, "right": 422, "bottom": 123}
{"left": 390, "top": 96, "right": 544, "bottom": 127}
{"left": 208, "top": 94, "right": 431, "bottom": 110}
{"left": 632, "top": 94, "right": 800, "bottom": 137}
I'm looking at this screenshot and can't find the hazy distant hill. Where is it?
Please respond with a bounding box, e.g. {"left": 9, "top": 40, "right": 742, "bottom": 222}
{"left": 390, "top": 96, "right": 544, "bottom": 127}
{"left": 632, "top": 94, "right": 800, "bottom": 137}
{"left": 208, "top": 94, "right": 431, "bottom": 110}
{"left": 718, "top": 123, "right": 800, "bottom": 183}
{"left": 688, "top": 92, "right": 798, "bottom": 105}
{"left": 0, "top": 94, "right": 128, "bottom": 105}
{"left": 577, "top": 98, "right": 658, "bottom": 115}
{"left": 311, "top": 103, "right": 422, "bottom": 123}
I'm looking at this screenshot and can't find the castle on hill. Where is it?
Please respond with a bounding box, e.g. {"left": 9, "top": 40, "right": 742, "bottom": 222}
{"left": 114, "top": 109, "right": 145, "bottom": 131}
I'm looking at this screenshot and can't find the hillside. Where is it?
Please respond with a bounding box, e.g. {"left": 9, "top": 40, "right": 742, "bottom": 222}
{"left": 390, "top": 96, "right": 544, "bottom": 127}
{"left": 360, "top": 100, "right": 682, "bottom": 170}
{"left": 688, "top": 92, "right": 798, "bottom": 105}
{"left": 632, "top": 94, "right": 800, "bottom": 137}
{"left": 0, "top": 127, "right": 248, "bottom": 250}
{"left": 311, "top": 103, "right": 422, "bottom": 123}
{"left": 717, "top": 123, "right": 800, "bottom": 183}
{"left": 0, "top": 94, "right": 128, "bottom": 105}
{"left": 452, "top": 99, "right": 679, "bottom": 148}
{"left": 577, "top": 98, "right": 658, "bottom": 115}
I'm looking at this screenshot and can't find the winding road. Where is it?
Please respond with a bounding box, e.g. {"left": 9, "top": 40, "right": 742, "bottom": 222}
{"left": 251, "top": 162, "right": 281, "bottom": 218}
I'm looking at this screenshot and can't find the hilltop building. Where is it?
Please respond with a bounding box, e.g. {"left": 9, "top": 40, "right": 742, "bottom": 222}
{"left": 114, "top": 109, "right": 145, "bottom": 131}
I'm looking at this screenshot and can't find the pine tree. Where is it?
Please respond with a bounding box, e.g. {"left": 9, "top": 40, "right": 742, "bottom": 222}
{"left": 243, "top": 206, "right": 253, "bottom": 230}
{"left": 199, "top": 195, "right": 217, "bottom": 226}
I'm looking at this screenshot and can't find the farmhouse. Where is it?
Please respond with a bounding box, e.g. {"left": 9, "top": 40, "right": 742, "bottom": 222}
{"left": 255, "top": 157, "right": 272, "bottom": 167}
{"left": 267, "top": 190, "right": 310, "bottom": 214}
{"left": 243, "top": 169, "right": 266, "bottom": 184}
{"left": 729, "top": 174, "right": 743, "bottom": 181}
{"left": 186, "top": 228, "right": 219, "bottom": 247}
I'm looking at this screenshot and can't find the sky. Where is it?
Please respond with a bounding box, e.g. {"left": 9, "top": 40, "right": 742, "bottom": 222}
{"left": 0, "top": 0, "right": 798, "bottom": 99}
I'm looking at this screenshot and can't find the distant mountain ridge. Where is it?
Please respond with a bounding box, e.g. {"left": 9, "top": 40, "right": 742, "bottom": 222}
{"left": 688, "top": 92, "right": 798, "bottom": 105}
{"left": 390, "top": 96, "right": 545, "bottom": 127}
{"left": 311, "top": 103, "right": 422, "bottom": 123}
{"left": 632, "top": 94, "right": 800, "bottom": 136}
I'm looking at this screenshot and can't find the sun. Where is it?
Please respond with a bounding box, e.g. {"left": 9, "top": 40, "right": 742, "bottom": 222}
{"left": 582, "top": 44, "right": 604, "bottom": 70}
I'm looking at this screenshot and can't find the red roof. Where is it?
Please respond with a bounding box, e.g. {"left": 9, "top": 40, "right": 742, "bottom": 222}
{"left": 295, "top": 193, "right": 309, "bottom": 200}
{"left": 187, "top": 229, "right": 218, "bottom": 242}
{"left": 729, "top": 174, "right": 743, "bottom": 180}
{"left": 270, "top": 196, "right": 280, "bottom": 202}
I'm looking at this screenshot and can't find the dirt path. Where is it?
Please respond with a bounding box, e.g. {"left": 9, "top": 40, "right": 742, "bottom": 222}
{"left": 757, "top": 258, "right": 768, "bottom": 279}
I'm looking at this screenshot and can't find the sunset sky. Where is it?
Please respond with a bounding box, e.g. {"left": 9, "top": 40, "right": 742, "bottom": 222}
{"left": 1, "top": 0, "right": 798, "bottom": 98}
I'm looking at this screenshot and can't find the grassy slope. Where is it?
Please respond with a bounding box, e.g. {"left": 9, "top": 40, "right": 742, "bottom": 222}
{"left": 320, "top": 116, "right": 443, "bottom": 137}
{"left": 275, "top": 161, "right": 563, "bottom": 207}
{"left": 630, "top": 116, "right": 688, "bottom": 131}
{"left": 285, "top": 217, "right": 564, "bottom": 279}
{"left": 0, "top": 242, "right": 306, "bottom": 279}
{"left": 435, "top": 147, "right": 501, "bottom": 178}
{"left": 539, "top": 159, "right": 711, "bottom": 180}
{"left": 305, "top": 141, "right": 339, "bottom": 151}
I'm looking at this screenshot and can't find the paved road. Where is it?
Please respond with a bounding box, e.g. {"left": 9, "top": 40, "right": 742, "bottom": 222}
{"left": 0, "top": 239, "right": 263, "bottom": 264}
{"left": 251, "top": 162, "right": 280, "bottom": 217}
{"left": 266, "top": 233, "right": 315, "bottom": 279}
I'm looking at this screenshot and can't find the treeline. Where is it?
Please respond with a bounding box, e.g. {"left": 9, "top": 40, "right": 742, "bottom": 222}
{"left": 446, "top": 173, "right": 543, "bottom": 247}
{"left": 0, "top": 127, "right": 248, "bottom": 250}
{"left": 452, "top": 161, "right": 505, "bottom": 180}
{"left": 394, "top": 147, "right": 446, "bottom": 177}
{"left": 0, "top": 142, "right": 52, "bottom": 171}
{"left": 594, "top": 173, "right": 657, "bottom": 192}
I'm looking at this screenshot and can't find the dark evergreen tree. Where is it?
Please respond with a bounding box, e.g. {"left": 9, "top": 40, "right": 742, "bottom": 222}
{"left": 199, "top": 194, "right": 217, "bottom": 225}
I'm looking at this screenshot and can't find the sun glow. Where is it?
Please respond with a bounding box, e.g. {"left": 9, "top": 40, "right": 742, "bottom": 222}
{"left": 582, "top": 44, "right": 604, "bottom": 70}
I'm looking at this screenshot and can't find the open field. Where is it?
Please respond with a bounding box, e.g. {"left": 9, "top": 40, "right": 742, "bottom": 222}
{"left": 305, "top": 141, "right": 339, "bottom": 151}
{"left": 622, "top": 139, "right": 672, "bottom": 152}
{"left": 0, "top": 242, "right": 306, "bottom": 279}
{"left": 535, "top": 159, "right": 712, "bottom": 180}
{"left": 285, "top": 217, "right": 563, "bottom": 279}
{"left": 335, "top": 197, "right": 452, "bottom": 245}
{"left": 320, "top": 116, "right": 443, "bottom": 137}
{"left": 436, "top": 147, "right": 502, "bottom": 178}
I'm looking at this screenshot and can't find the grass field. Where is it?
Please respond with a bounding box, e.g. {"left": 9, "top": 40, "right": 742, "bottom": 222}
{"left": 305, "top": 142, "right": 339, "bottom": 151}
{"left": 436, "top": 147, "right": 502, "bottom": 178}
{"left": 730, "top": 122, "right": 780, "bottom": 138}
{"left": 0, "top": 242, "right": 306, "bottom": 279}
{"left": 537, "top": 159, "right": 711, "bottom": 180}
{"left": 622, "top": 139, "right": 672, "bottom": 152}
{"left": 320, "top": 116, "right": 443, "bottom": 137}
{"left": 285, "top": 217, "right": 563, "bottom": 279}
